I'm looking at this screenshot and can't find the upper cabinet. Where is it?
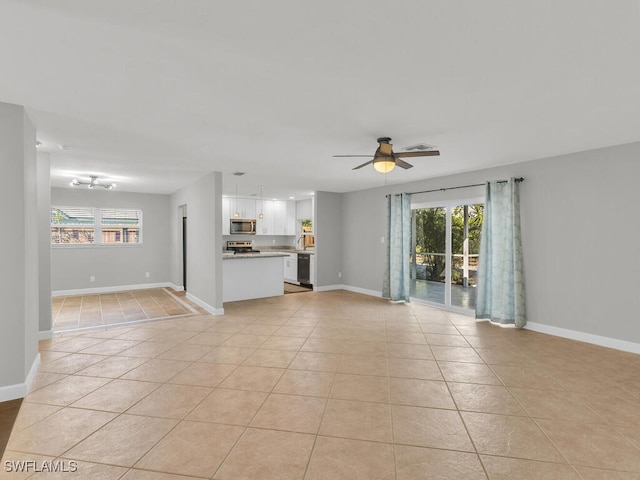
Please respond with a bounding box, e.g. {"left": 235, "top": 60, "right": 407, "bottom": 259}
{"left": 234, "top": 198, "right": 256, "bottom": 219}
{"left": 265, "top": 200, "right": 296, "bottom": 236}
{"left": 256, "top": 200, "right": 274, "bottom": 235}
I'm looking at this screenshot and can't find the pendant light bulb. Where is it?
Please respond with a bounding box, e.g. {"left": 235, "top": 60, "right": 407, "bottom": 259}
{"left": 258, "top": 184, "right": 264, "bottom": 219}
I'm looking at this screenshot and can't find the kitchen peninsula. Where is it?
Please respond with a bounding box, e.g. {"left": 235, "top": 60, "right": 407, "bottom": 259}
{"left": 222, "top": 252, "right": 289, "bottom": 302}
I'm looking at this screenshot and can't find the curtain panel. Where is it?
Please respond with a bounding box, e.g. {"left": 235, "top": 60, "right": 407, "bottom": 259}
{"left": 475, "top": 178, "right": 526, "bottom": 327}
{"left": 383, "top": 193, "right": 411, "bottom": 302}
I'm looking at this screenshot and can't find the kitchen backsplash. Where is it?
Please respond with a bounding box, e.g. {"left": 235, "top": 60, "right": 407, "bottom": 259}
{"left": 223, "top": 235, "right": 296, "bottom": 247}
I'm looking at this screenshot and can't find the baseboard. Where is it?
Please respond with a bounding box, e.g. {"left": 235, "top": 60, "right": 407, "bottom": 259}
{"left": 52, "top": 282, "right": 175, "bottom": 297}
{"left": 316, "top": 283, "right": 384, "bottom": 297}
{"left": 167, "top": 283, "right": 184, "bottom": 292}
{"left": 0, "top": 353, "right": 40, "bottom": 402}
{"left": 186, "top": 292, "right": 224, "bottom": 316}
{"left": 526, "top": 322, "right": 640, "bottom": 355}
{"left": 38, "top": 330, "right": 52, "bottom": 340}
{"left": 313, "top": 284, "right": 344, "bottom": 292}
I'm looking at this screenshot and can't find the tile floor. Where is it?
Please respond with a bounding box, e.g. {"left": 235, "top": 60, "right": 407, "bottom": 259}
{"left": 0, "top": 399, "right": 22, "bottom": 455}
{"left": 3, "top": 289, "right": 640, "bottom": 479}
{"left": 52, "top": 289, "right": 198, "bottom": 332}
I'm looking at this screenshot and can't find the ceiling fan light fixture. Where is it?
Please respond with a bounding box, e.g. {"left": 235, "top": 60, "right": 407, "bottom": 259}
{"left": 373, "top": 154, "right": 395, "bottom": 173}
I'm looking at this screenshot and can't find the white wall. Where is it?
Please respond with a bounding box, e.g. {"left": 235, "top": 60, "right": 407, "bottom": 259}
{"left": 315, "top": 191, "right": 343, "bottom": 287}
{"left": 50, "top": 188, "right": 172, "bottom": 292}
{"left": 341, "top": 141, "right": 640, "bottom": 347}
{"left": 0, "top": 102, "right": 39, "bottom": 400}
{"left": 170, "top": 172, "right": 223, "bottom": 313}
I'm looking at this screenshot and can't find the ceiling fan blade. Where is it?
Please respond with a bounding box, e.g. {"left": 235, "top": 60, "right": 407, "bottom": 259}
{"left": 352, "top": 160, "right": 373, "bottom": 170}
{"left": 395, "top": 159, "right": 414, "bottom": 169}
{"left": 333, "top": 155, "right": 374, "bottom": 158}
{"left": 394, "top": 150, "right": 440, "bottom": 158}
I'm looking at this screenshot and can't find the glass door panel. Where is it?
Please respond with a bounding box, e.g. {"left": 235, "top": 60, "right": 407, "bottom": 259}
{"left": 411, "top": 207, "right": 447, "bottom": 304}
{"left": 451, "top": 204, "right": 483, "bottom": 309}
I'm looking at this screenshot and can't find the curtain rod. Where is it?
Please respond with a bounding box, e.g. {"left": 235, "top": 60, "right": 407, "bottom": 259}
{"left": 392, "top": 177, "right": 524, "bottom": 196}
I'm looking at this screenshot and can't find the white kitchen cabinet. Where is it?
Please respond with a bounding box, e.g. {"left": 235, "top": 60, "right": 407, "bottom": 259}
{"left": 234, "top": 198, "right": 256, "bottom": 219}
{"left": 284, "top": 253, "right": 298, "bottom": 283}
{"left": 256, "top": 200, "right": 274, "bottom": 235}
{"left": 285, "top": 200, "right": 296, "bottom": 235}
{"left": 272, "top": 200, "right": 286, "bottom": 235}
{"left": 254, "top": 199, "right": 296, "bottom": 236}
{"left": 270, "top": 200, "right": 296, "bottom": 235}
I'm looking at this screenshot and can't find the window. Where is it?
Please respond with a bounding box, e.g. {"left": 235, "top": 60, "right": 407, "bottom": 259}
{"left": 101, "top": 208, "right": 141, "bottom": 244}
{"left": 51, "top": 207, "right": 96, "bottom": 244}
{"left": 51, "top": 207, "right": 142, "bottom": 246}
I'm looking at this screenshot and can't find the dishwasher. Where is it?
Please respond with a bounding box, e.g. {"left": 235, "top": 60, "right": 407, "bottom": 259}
{"left": 297, "top": 253, "right": 311, "bottom": 286}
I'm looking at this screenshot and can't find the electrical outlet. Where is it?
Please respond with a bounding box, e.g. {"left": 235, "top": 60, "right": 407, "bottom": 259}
{"left": 145, "top": 272, "right": 150, "bottom": 278}
{"left": 338, "top": 272, "right": 342, "bottom": 278}
{"left": 272, "top": 239, "right": 276, "bottom": 244}
{"left": 90, "top": 276, "right": 95, "bottom": 282}
{"left": 381, "top": 236, "right": 385, "bottom": 243}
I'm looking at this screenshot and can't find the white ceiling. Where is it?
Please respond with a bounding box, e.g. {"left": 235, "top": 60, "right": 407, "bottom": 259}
{"left": 1, "top": 1, "right": 639, "bottom": 199}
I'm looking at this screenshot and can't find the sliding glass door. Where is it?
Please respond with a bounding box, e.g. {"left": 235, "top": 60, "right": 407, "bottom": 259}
{"left": 451, "top": 204, "right": 483, "bottom": 309}
{"left": 411, "top": 199, "right": 483, "bottom": 312}
{"left": 411, "top": 207, "right": 447, "bottom": 305}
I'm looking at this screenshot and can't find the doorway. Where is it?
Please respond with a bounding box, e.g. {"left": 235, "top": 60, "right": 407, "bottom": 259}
{"left": 182, "top": 215, "right": 187, "bottom": 291}
{"left": 411, "top": 199, "right": 483, "bottom": 312}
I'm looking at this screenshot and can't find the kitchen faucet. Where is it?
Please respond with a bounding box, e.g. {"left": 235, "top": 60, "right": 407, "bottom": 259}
{"left": 297, "top": 235, "right": 305, "bottom": 250}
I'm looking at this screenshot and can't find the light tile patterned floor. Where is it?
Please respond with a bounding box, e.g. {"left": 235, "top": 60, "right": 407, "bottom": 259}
{"left": 3, "top": 289, "right": 640, "bottom": 479}
{"left": 52, "top": 289, "right": 198, "bottom": 332}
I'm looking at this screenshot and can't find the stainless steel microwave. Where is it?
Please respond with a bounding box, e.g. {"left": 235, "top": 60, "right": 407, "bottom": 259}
{"left": 230, "top": 218, "right": 256, "bottom": 235}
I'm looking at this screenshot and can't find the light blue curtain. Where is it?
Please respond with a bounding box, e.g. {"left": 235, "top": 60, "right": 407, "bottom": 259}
{"left": 383, "top": 193, "right": 411, "bottom": 302}
{"left": 475, "top": 178, "right": 526, "bottom": 327}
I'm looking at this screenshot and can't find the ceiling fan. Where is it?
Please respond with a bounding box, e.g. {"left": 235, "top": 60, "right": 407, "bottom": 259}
{"left": 334, "top": 137, "right": 440, "bottom": 173}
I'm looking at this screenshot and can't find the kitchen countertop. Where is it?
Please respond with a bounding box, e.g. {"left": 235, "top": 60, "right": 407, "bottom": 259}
{"left": 222, "top": 252, "right": 289, "bottom": 260}
{"left": 264, "top": 249, "right": 314, "bottom": 255}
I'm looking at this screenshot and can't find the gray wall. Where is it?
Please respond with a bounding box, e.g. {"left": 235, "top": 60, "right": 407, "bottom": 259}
{"left": 315, "top": 191, "right": 343, "bottom": 287}
{"left": 341, "top": 141, "right": 640, "bottom": 345}
{"left": 0, "top": 102, "right": 39, "bottom": 396}
{"left": 170, "top": 172, "right": 223, "bottom": 312}
{"left": 37, "top": 153, "right": 52, "bottom": 334}
{"left": 51, "top": 188, "right": 171, "bottom": 292}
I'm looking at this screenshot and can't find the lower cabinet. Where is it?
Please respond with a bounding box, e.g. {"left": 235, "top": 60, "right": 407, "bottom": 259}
{"left": 284, "top": 253, "right": 298, "bottom": 283}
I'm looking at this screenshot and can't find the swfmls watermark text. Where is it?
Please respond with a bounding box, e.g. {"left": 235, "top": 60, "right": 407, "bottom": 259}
{"left": 4, "top": 460, "right": 78, "bottom": 473}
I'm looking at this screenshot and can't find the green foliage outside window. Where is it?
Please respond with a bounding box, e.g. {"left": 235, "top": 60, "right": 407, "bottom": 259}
{"left": 413, "top": 204, "right": 483, "bottom": 283}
